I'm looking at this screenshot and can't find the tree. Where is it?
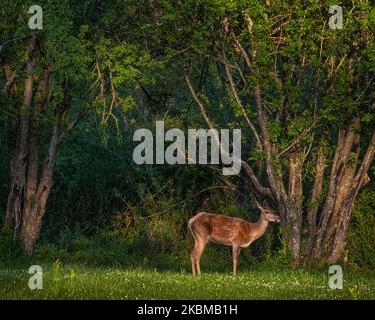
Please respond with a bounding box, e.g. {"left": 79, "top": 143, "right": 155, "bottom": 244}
{"left": 145, "top": 0, "right": 375, "bottom": 265}
{"left": 0, "top": 0, "right": 151, "bottom": 255}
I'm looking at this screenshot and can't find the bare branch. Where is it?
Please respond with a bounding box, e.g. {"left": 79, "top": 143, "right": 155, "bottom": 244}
{"left": 185, "top": 73, "right": 215, "bottom": 129}
{"left": 242, "top": 161, "right": 272, "bottom": 197}
{"left": 277, "top": 125, "right": 316, "bottom": 158}
{"left": 254, "top": 85, "right": 288, "bottom": 203}
{"left": 57, "top": 105, "right": 92, "bottom": 147}
{"left": 224, "top": 62, "right": 263, "bottom": 150}
{"left": 185, "top": 72, "right": 271, "bottom": 199}
{"left": 95, "top": 51, "right": 105, "bottom": 99}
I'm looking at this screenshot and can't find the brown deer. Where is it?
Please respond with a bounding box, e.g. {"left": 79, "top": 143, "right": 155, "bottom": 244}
{"left": 188, "top": 201, "right": 280, "bottom": 275}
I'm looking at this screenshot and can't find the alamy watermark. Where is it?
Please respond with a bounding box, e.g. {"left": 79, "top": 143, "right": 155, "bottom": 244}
{"left": 329, "top": 5, "right": 343, "bottom": 30}
{"left": 328, "top": 265, "right": 343, "bottom": 289}
{"left": 28, "top": 5, "right": 43, "bottom": 30}
{"left": 132, "top": 121, "right": 242, "bottom": 175}
{"left": 28, "top": 265, "right": 43, "bottom": 290}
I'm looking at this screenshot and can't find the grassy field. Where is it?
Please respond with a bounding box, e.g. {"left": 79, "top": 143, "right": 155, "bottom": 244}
{"left": 0, "top": 261, "right": 374, "bottom": 300}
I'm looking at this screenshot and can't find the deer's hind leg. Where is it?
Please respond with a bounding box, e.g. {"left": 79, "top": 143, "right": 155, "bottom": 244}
{"left": 190, "top": 231, "right": 201, "bottom": 276}
{"left": 189, "top": 216, "right": 211, "bottom": 276}
{"left": 190, "top": 231, "right": 209, "bottom": 276}
{"left": 190, "top": 236, "right": 208, "bottom": 276}
{"left": 190, "top": 242, "right": 197, "bottom": 276}
{"left": 193, "top": 235, "right": 209, "bottom": 275}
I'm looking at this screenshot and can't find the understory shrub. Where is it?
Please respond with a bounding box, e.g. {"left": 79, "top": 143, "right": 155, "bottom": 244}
{"left": 346, "top": 190, "right": 375, "bottom": 270}
{"left": 0, "top": 228, "right": 23, "bottom": 267}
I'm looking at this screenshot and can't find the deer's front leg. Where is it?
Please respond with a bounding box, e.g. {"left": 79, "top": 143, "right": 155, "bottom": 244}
{"left": 232, "top": 245, "right": 241, "bottom": 275}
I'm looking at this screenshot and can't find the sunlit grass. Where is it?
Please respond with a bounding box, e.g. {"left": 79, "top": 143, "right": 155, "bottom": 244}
{"left": 0, "top": 262, "right": 374, "bottom": 300}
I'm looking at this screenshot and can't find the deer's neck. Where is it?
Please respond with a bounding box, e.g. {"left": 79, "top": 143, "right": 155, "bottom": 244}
{"left": 250, "top": 216, "right": 269, "bottom": 240}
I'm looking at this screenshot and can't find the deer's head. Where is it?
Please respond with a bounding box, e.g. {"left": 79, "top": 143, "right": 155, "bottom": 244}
{"left": 255, "top": 200, "right": 280, "bottom": 223}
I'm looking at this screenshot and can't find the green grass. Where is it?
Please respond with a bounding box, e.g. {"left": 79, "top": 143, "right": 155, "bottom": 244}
{"left": 0, "top": 262, "right": 374, "bottom": 299}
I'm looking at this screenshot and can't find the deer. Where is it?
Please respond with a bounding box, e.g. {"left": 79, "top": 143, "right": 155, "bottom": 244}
{"left": 188, "top": 201, "right": 280, "bottom": 276}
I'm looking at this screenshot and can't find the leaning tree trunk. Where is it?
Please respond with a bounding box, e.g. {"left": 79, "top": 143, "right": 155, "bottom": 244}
{"left": 328, "top": 131, "right": 375, "bottom": 263}
{"left": 4, "top": 36, "right": 36, "bottom": 236}
{"left": 305, "top": 137, "right": 326, "bottom": 261}
{"left": 288, "top": 150, "right": 303, "bottom": 265}
{"left": 309, "top": 118, "right": 374, "bottom": 264}
{"left": 312, "top": 118, "right": 360, "bottom": 260}
{"left": 20, "top": 65, "right": 52, "bottom": 256}
{"left": 21, "top": 121, "right": 58, "bottom": 255}
{"left": 320, "top": 134, "right": 361, "bottom": 256}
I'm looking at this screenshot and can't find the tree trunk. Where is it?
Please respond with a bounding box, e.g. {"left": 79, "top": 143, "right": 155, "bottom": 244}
{"left": 288, "top": 150, "right": 303, "bottom": 264}
{"left": 305, "top": 140, "right": 326, "bottom": 260}
{"left": 20, "top": 67, "right": 53, "bottom": 256}
{"left": 306, "top": 119, "right": 374, "bottom": 264}
{"left": 321, "top": 133, "right": 360, "bottom": 254}
{"left": 328, "top": 131, "right": 375, "bottom": 263}
{"left": 21, "top": 120, "right": 59, "bottom": 255}
{"left": 5, "top": 35, "right": 36, "bottom": 236}
{"left": 313, "top": 117, "right": 360, "bottom": 260}
{"left": 3, "top": 33, "right": 88, "bottom": 256}
{"left": 4, "top": 38, "right": 64, "bottom": 255}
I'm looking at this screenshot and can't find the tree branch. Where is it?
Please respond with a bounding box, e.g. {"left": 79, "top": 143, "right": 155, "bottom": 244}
{"left": 185, "top": 72, "right": 271, "bottom": 199}
{"left": 185, "top": 73, "right": 215, "bottom": 129}
{"left": 254, "top": 85, "right": 287, "bottom": 203}
{"left": 223, "top": 61, "right": 263, "bottom": 150}
{"left": 57, "top": 106, "right": 91, "bottom": 147}
{"left": 2, "top": 64, "right": 17, "bottom": 93}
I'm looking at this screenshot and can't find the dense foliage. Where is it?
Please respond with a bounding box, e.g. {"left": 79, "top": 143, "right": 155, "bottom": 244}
{"left": 0, "top": 0, "right": 374, "bottom": 272}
